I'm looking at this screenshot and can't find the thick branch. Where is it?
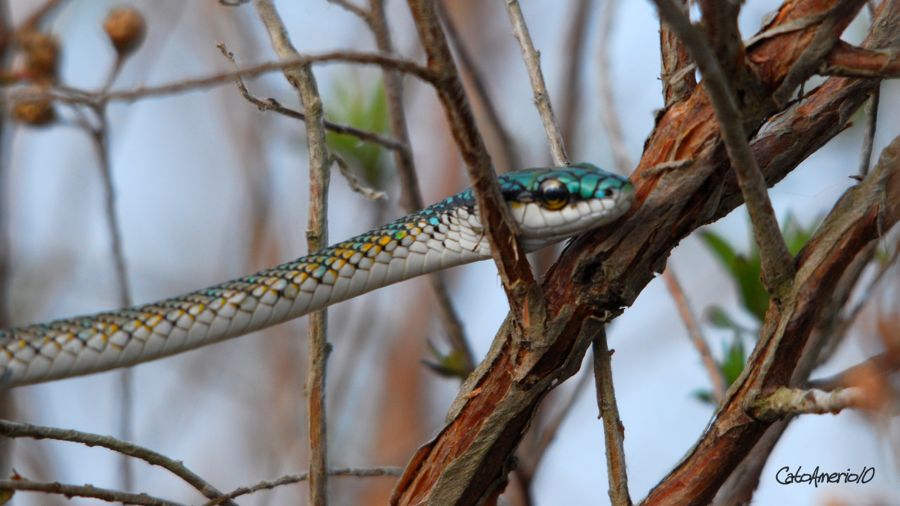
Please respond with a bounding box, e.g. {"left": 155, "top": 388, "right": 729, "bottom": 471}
{"left": 821, "top": 41, "right": 900, "bottom": 77}
{"left": 659, "top": 0, "right": 696, "bottom": 106}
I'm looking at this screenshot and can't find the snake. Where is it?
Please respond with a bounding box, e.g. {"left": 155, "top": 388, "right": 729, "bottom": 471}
{"left": 0, "top": 163, "right": 633, "bottom": 387}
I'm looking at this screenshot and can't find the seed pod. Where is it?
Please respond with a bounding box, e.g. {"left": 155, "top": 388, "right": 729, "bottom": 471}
{"left": 11, "top": 97, "right": 56, "bottom": 127}
{"left": 19, "top": 31, "right": 59, "bottom": 83}
{"left": 103, "top": 7, "right": 146, "bottom": 56}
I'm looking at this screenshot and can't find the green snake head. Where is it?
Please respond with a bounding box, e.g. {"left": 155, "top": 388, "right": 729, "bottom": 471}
{"left": 498, "top": 163, "right": 634, "bottom": 250}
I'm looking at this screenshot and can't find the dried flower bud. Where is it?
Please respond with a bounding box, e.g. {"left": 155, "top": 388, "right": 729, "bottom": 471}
{"left": 11, "top": 98, "right": 56, "bottom": 127}
{"left": 103, "top": 7, "right": 146, "bottom": 56}
{"left": 18, "top": 31, "right": 59, "bottom": 83}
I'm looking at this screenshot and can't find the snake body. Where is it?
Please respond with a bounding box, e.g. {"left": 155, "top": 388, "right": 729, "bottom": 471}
{"left": 0, "top": 163, "right": 633, "bottom": 386}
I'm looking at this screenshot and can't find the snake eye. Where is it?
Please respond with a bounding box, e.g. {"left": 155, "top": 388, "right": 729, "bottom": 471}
{"left": 539, "top": 179, "right": 570, "bottom": 210}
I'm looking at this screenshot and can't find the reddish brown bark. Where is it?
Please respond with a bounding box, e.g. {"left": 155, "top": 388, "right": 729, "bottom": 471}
{"left": 392, "top": 0, "right": 898, "bottom": 504}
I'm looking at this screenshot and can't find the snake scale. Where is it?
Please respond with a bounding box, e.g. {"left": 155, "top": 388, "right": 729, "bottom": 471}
{"left": 0, "top": 163, "right": 633, "bottom": 386}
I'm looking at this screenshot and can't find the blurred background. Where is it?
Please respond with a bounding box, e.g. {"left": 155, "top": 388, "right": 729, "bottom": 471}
{"left": 1, "top": 0, "right": 897, "bottom": 504}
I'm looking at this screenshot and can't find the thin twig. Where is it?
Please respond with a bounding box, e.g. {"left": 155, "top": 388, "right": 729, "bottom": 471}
{"left": 651, "top": 0, "right": 796, "bottom": 297}
{"left": 7, "top": 51, "right": 436, "bottom": 105}
{"left": 217, "top": 42, "right": 409, "bottom": 154}
{"left": 662, "top": 268, "right": 726, "bottom": 404}
{"left": 808, "top": 352, "right": 900, "bottom": 390}
{"left": 0, "top": 419, "right": 236, "bottom": 505}
{"left": 503, "top": 0, "right": 568, "bottom": 166}
{"left": 591, "top": 329, "right": 632, "bottom": 506}
{"left": 366, "top": 0, "right": 475, "bottom": 371}
{"left": 253, "top": 2, "right": 332, "bottom": 505}
{"left": 203, "top": 466, "right": 402, "bottom": 506}
{"left": 859, "top": 87, "right": 881, "bottom": 176}
{"left": 596, "top": 0, "right": 629, "bottom": 174}
{"left": 327, "top": 0, "right": 370, "bottom": 22}
{"left": 83, "top": 105, "right": 135, "bottom": 492}
{"left": 750, "top": 386, "right": 871, "bottom": 420}
{"left": 437, "top": 0, "right": 521, "bottom": 172}
{"left": 0, "top": 478, "right": 183, "bottom": 506}
{"left": 406, "top": 0, "right": 536, "bottom": 311}
{"left": 559, "top": 0, "right": 593, "bottom": 152}
{"left": 332, "top": 153, "right": 386, "bottom": 200}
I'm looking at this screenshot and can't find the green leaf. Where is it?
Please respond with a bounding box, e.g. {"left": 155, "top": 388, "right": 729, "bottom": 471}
{"left": 720, "top": 336, "right": 747, "bottom": 386}
{"left": 692, "top": 389, "right": 715, "bottom": 405}
{"left": 699, "top": 231, "right": 738, "bottom": 271}
{"left": 326, "top": 79, "right": 390, "bottom": 186}
{"left": 706, "top": 305, "right": 739, "bottom": 330}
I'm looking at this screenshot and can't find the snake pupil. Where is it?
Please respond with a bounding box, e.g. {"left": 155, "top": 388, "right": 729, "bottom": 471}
{"left": 539, "top": 179, "right": 569, "bottom": 210}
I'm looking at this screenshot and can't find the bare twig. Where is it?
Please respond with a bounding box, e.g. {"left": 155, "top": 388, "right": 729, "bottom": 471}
{"left": 203, "top": 466, "right": 402, "bottom": 506}
{"left": 437, "top": 1, "right": 521, "bottom": 172}
{"left": 254, "top": 2, "right": 332, "bottom": 504}
{"left": 0, "top": 478, "right": 183, "bottom": 506}
{"left": 327, "top": 0, "right": 369, "bottom": 22}
{"left": 750, "top": 386, "right": 872, "bottom": 420}
{"left": 596, "top": 0, "right": 630, "bottom": 174}
{"left": 406, "top": 0, "right": 536, "bottom": 310}
{"left": 809, "top": 352, "right": 900, "bottom": 390}
{"left": 218, "top": 41, "right": 409, "bottom": 154}
{"left": 0, "top": 419, "right": 236, "bottom": 505}
{"left": 652, "top": 0, "right": 796, "bottom": 297}
{"left": 366, "top": 0, "right": 474, "bottom": 369}
{"left": 332, "top": 153, "right": 386, "bottom": 200}
{"left": 859, "top": 87, "right": 881, "bottom": 176}
{"left": 559, "top": 0, "right": 593, "bottom": 151}
{"left": 7, "top": 51, "right": 436, "bottom": 106}
{"left": 591, "top": 328, "right": 631, "bottom": 506}
{"left": 79, "top": 104, "right": 135, "bottom": 492}
{"left": 662, "top": 268, "right": 726, "bottom": 404}
{"left": 503, "top": 0, "right": 568, "bottom": 166}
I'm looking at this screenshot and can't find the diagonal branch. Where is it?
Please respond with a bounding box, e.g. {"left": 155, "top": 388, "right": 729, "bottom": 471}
{"left": 504, "top": 0, "right": 568, "bottom": 166}
{"left": 404, "top": 0, "right": 537, "bottom": 310}
{"left": 652, "top": 0, "right": 796, "bottom": 297}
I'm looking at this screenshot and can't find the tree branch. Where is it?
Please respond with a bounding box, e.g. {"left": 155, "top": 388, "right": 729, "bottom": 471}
{"left": 253, "top": 2, "right": 332, "bottom": 504}
{"left": 405, "top": 0, "right": 537, "bottom": 313}
{"left": 392, "top": 1, "right": 896, "bottom": 502}
{"left": 750, "top": 386, "right": 871, "bottom": 420}
{"left": 821, "top": 41, "right": 900, "bottom": 77}
{"left": 6, "top": 51, "right": 436, "bottom": 106}
{"left": 0, "top": 419, "right": 234, "bottom": 505}
{"left": 652, "top": 0, "right": 796, "bottom": 297}
{"left": 503, "top": 0, "right": 568, "bottom": 165}
{"left": 592, "top": 328, "right": 632, "bottom": 506}
{"left": 0, "top": 478, "right": 183, "bottom": 506}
